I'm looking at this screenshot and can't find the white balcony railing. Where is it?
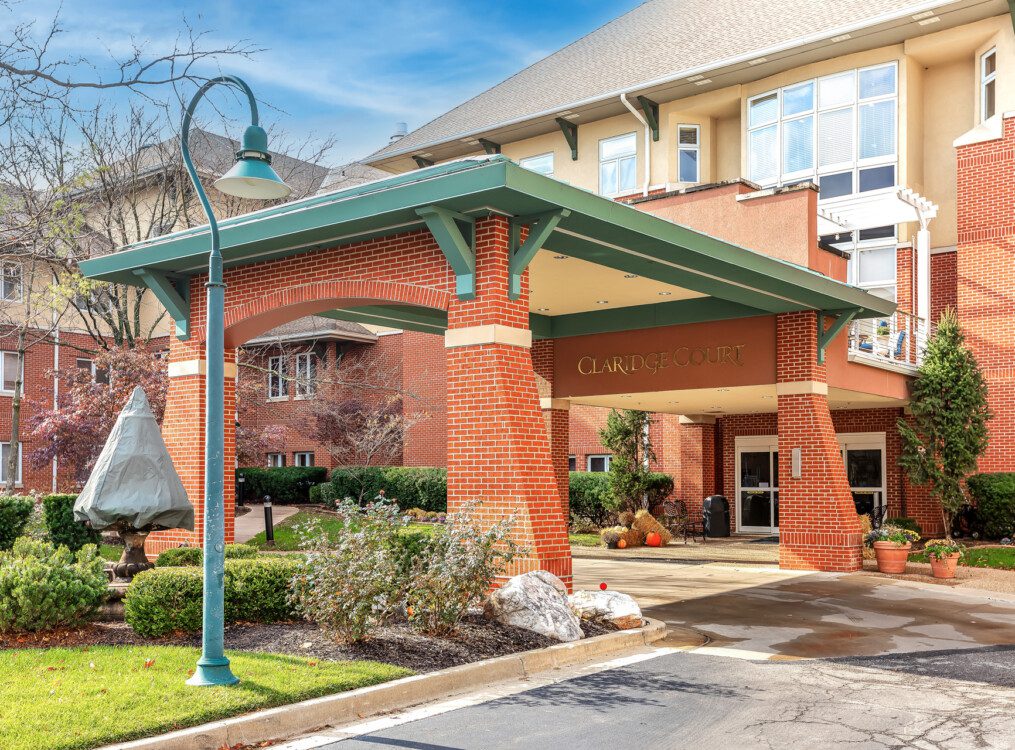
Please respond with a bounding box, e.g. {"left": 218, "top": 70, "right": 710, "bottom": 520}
{"left": 847, "top": 310, "right": 932, "bottom": 370}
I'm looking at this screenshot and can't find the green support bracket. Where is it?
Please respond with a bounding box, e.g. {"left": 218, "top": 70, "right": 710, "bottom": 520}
{"left": 411, "top": 155, "right": 434, "bottom": 169}
{"left": 133, "top": 268, "right": 190, "bottom": 341}
{"left": 636, "top": 96, "right": 660, "bottom": 141}
{"left": 817, "top": 309, "right": 858, "bottom": 364}
{"left": 555, "top": 117, "right": 579, "bottom": 160}
{"left": 416, "top": 205, "right": 476, "bottom": 300}
{"left": 478, "top": 138, "right": 501, "bottom": 155}
{"left": 508, "top": 208, "right": 570, "bottom": 299}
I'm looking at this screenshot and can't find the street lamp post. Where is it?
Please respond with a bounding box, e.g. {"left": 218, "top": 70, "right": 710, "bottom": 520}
{"left": 181, "top": 76, "right": 291, "bottom": 687}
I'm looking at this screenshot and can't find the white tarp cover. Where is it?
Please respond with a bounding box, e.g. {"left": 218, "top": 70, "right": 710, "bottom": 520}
{"left": 74, "top": 386, "right": 194, "bottom": 531}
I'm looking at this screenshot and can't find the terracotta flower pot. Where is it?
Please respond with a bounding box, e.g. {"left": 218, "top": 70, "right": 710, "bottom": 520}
{"left": 873, "top": 541, "right": 912, "bottom": 574}
{"left": 929, "top": 552, "right": 961, "bottom": 579}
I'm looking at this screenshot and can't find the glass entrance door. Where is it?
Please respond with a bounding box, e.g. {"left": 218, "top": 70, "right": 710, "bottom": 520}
{"left": 736, "top": 439, "right": 779, "bottom": 533}
{"left": 838, "top": 434, "right": 886, "bottom": 516}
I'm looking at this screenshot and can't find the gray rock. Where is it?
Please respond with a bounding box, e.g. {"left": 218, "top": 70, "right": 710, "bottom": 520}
{"left": 569, "top": 589, "right": 643, "bottom": 630}
{"left": 484, "top": 571, "right": 583, "bottom": 642}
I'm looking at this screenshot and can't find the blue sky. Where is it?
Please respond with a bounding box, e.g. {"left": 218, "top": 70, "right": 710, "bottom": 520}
{"left": 6, "top": 1, "right": 643, "bottom": 165}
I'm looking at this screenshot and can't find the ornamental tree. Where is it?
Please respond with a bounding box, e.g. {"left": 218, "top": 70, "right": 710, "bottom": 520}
{"left": 897, "top": 310, "right": 991, "bottom": 537}
{"left": 599, "top": 409, "right": 655, "bottom": 513}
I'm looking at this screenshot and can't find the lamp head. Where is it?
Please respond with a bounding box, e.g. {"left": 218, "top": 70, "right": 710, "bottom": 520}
{"left": 213, "top": 125, "right": 292, "bottom": 200}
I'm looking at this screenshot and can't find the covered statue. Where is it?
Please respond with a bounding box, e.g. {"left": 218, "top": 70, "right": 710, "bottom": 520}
{"left": 74, "top": 386, "right": 194, "bottom": 579}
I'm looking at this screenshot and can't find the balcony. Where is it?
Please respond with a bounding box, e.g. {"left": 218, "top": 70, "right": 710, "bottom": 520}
{"left": 847, "top": 310, "right": 931, "bottom": 372}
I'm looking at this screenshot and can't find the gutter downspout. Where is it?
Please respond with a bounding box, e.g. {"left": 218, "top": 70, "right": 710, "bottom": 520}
{"left": 620, "top": 93, "right": 651, "bottom": 197}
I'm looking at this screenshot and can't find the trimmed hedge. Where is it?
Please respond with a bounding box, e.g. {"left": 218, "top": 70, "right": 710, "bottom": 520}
{"left": 330, "top": 467, "right": 447, "bottom": 512}
{"left": 568, "top": 471, "right": 674, "bottom": 528}
{"left": 124, "top": 557, "right": 303, "bottom": 637}
{"left": 968, "top": 473, "right": 1015, "bottom": 538}
{"left": 0, "top": 496, "right": 33, "bottom": 551}
{"left": 154, "top": 543, "right": 258, "bottom": 567}
{"left": 42, "top": 494, "right": 100, "bottom": 551}
{"left": 236, "top": 467, "right": 328, "bottom": 504}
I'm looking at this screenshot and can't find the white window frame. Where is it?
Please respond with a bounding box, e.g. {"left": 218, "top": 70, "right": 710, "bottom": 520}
{"left": 598, "top": 132, "right": 637, "bottom": 196}
{"left": 519, "top": 152, "right": 555, "bottom": 177}
{"left": 294, "top": 451, "right": 315, "bottom": 467}
{"left": 1, "top": 262, "right": 22, "bottom": 302}
{"left": 267, "top": 355, "right": 287, "bottom": 400}
{"left": 847, "top": 237, "right": 898, "bottom": 302}
{"left": 838, "top": 432, "right": 887, "bottom": 511}
{"left": 267, "top": 452, "right": 285, "bottom": 468}
{"left": 981, "top": 47, "right": 997, "bottom": 122}
{"left": 294, "top": 352, "right": 317, "bottom": 399}
{"left": 677, "top": 124, "right": 700, "bottom": 183}
{"left": 587, "top": 454, "right": 612, "bottom": 472}
{"left": 0, "top": 351, "right": 22, "bottom": 395}
{"left": 747, "top": 62, "right": 898, "bottom": 199}
{"left": 0, "top": 442, "right": 22, "bottom": 486}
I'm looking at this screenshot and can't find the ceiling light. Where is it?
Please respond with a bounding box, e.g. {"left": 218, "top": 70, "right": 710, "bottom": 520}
{"left": 693, "top": 79, "right": 713, "bottom": 86}
{"left": 553, "top": 254, "right": 567, "bottom": 260}
{"left": 658, "top": 291, "right": 672, "bottom": 296}
{"left": 686, "top": 74, "right": 704, "bottom": 82}
{"left": 918, "top": 16, "right": 940, "bottom": 25}
{"left": 624, "top": 273, "right": 638, "bottom": 279}
{"left": 536, "top": 307, "right": 550, "bottom": 312}
{"left": 564, "top": 113, "right": 580, "bottom": 120}
{"left": 595, "top": 300, "right": 610, "bottom": 305}
{"left": 912, "top": 10, "right": 935, "bottom": 19}
{"left": 717, "top": 388, "right": 730, "bottom": 392}
{"left": 831, "top": 33, "right": 851, "bottom": 42}
{"left": 747, "top": 57, "right": 768, "bottom": 66}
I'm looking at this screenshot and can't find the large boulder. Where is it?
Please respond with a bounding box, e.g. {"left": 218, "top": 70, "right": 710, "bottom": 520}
{"left": 484, "top": 570, "right": 583, "bottom": 642}
{"left": 569, "top": 589, "right": 643, "bottom": 630}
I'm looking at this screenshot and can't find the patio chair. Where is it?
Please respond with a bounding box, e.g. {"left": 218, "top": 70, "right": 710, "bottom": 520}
{"left": 867, "top": 505, "right": 888, "bottom": 530}
{"left": 661, "top": 499, "right": 706, "bottom": 544}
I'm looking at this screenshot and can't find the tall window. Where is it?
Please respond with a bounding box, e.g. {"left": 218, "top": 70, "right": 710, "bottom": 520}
{"left": 0, "top": 443, "right": 21, "bottom": 485}
{"left": 0, "top": 351, "right": 20, "bottom": 393}
{"left": 587, "top": 454, "right": 612, "bottom": 472}
{"left": 295, "top": 353, "right": 317, "bottom": 398}
{"left": 267, "top": 452, "right": 285, "bottom": 468}
{"left": 748, "top": 63, "right": 897, "bottom": 198}
{"left": 519, "top": 153, "right": 554, "bottom": 177}
{"left": 823, "top": 225, "right": 898, "bottom": 302}
{"left": 677, "top": 125, "right": 700, "bottom": 183}
{"left": 599, "top": 133, "right": 637, "bottom": 196}
{"left": 267, "top": 356, "right": 287, "bottom": 399}
{"left": 294, "top": 452, "right": 314, "bottom": 467}
{"left": 2, "top": 262, "right": 21, "bottom": 302}
{"left": 982, "top": 48, "right": 997, "bottom": 121}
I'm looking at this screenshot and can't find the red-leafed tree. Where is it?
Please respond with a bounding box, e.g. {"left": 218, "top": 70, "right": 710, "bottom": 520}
{"left": 28, "top": 343, "right": 168, "bottom": 481}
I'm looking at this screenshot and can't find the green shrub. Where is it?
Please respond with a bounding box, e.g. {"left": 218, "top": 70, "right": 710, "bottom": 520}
{"left": 42, "top": 494, "right": 100, "bottom": 551}
{"left": 967, "top": 473, "right": 1015, "bottom": 539}
{"left": 390, "top": 529, "right": 431, "bottom": 578}
{"left": 0, "top": 496, "right": 33, "bottom": 550}
{"left": 886, "top": 517, "right": 923, "bottom": 537}
{"left": 330, "top": 467, "right": 447, "bottom": 511}
{"left": 646, "top": 472, "right": 675, "bottom": 505}
{"left": 309, "top": 483, "right": 339, "bottom": 507}
{"left": 0, "top": 538, "right": 107, "bottom": 633}
{"left": 154, "top": 544, "right": 257, "bottom": 567}
{"left": 125, "top": 558, "right": 303, "bottom": 637}
{"left": 235, "top": 467, "right": 328, "bottom": 504}
{"left": 568, "top": 471, "right": 673, "bottom": 529}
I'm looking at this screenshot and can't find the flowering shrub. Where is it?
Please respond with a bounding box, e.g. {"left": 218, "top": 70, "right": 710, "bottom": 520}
{"left": 405, "top": 505, "right": 520, "bottom": 636}
{"left": 289, "top": 500, "right": 407, "bottom": 643}
{"left": 865, "top": 524, "right": 920, "bottom": 548}
{"left": 923, "top": 538, "right": 964, "bottom": 560}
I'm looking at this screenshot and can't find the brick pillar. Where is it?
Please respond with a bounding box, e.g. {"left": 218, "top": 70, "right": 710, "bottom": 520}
{"left": 445, "top": 215, "right": 572, "bottom": 587}
{"left": 678, "top": 416, "right": 716, "bottom": 512}
{"left": 532, "top": 338, "right": 570, "bottom": 517}
{"left": 776, "top": 312, "right": 862, "bottom": 572}
{"left": 147, "top": 330, "right": 237, "bottom": 557}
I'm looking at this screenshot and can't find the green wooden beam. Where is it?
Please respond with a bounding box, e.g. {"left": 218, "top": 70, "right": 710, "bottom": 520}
{"left": 543, "top": 297, "right": 769, "bottom": 339}
{"left": 320, "top": 305, "right": 448, "bottom": 335}
{"left": 416, "top": 205, "right": 476, "bottom": 300}
{"left": 508, "top": 208, "right": 571, "bottom": 299}
{"left": 555, "top": 117, "right": 579, "bottom": 160}
{"left": 478, "top": 138, "right": 501, "bottom": 155}
{"left": 411, "top": 155, "right": 435, "bottom": 169}
{"left": 133, "top": 268, "right": 190, "bottom": 340}
{"left": 817, "top": 309, "right": 858, "bottom": 364}
{"left": 636, "top": 96, "right": 660, "bottom": 142}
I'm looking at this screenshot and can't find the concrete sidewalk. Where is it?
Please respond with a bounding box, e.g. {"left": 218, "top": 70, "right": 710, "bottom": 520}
{"left": 233, "top": 503, "right": 299, "bottom": 543}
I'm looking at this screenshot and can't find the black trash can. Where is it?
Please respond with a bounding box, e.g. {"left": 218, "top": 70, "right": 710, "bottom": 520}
{"left": 702, "top": 495, "right": 730, "bottom": 537}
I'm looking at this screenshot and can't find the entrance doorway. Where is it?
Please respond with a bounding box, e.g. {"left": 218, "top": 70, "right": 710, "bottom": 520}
{"left": 838, "top": 433, "right": 887, "bottom": 516}
{"left": 735, "top": 436, "right": 779, "bottom": 533}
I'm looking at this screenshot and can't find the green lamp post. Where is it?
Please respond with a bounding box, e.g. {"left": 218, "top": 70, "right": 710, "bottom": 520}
{"left": 181, "top": 76, "right": 291, "bottom": 687}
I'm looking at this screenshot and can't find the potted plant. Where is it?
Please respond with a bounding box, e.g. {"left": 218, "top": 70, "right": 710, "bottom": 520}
{"left": 924, "top": 538, "right": 964, "bottom": 579}
{"left": 865, "top": 525, "right": 920, "bottom": 574}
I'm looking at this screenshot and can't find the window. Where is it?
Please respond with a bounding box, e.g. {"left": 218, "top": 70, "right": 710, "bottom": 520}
{"left": 748, "top": 63, "right": 897, "bottom": 198}
{"left": 839, "top": 229, "right": 897, "bottom": 302}
{"left": 677, "top": 125, "right": 700, "bottom": 183}
{"left": 568, "top": 455, "right": 576, "bottom": 472}
{"left": 599, "top": 133, "right": 637, "bottom": 196}
{"left": 267, "top": 453, "right": 285, "bottom": 468}
{"left": 294, "top": 452, "right": 315, "bottom": 467}
{"left": 76, "top": 357, "right": 109, "bottom": 384}
{"left": 587, "top": 454, "right": 612, "bottom": 472}
{"left": 0, "top": 351, "right": 20, "bottom": 393}
{"left": 0, "top": 442, "right": 21, "bottom": 485}
{"left": 267, "top": 356, "right": 287, "bottom": 399}
{"left": 1, "top": 262, "right": 21, "bottom": 302}
{"left": 519, "top": 153, "right": 554, "bottom": 177}
{"left": 982, "top": 48, "right": 997, "bottom": 121}
{"left": 295, "top": 353, "right": 317, "bottom": 398}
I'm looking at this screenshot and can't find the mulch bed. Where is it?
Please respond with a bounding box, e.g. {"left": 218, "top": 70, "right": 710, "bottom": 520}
{"left": 0, "top": 615, "right": 615, "bottom": 673}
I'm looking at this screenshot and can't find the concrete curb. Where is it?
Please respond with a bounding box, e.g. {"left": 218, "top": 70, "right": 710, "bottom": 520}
{"left": 100, "top": 618, "right": 668, "bottom": 750}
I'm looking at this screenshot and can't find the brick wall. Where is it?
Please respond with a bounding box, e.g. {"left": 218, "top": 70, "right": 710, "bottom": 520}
{"left": 931, "top": 250, "right": 957, "bottom": 324}
{"left": 401, "top": 330, "right": 447, "bottom": 467}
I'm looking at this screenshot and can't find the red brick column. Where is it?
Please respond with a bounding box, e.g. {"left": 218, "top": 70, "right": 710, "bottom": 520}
{"left": 532, "top": 338, "right": 570, "bottom": 517}
{"left": 445, "top": 216, "right": 572, "bottom": 587}
{"left": 147, "top": 328, "right": 237, "bottom": 557}
{"left": 678, "top": 417, "right": 716, "bottom": 511}
{"left": 776, "top": 312, "right": 862, "bottom": 572}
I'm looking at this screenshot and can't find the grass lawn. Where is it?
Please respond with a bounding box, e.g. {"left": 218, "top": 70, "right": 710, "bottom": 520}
{"left": 909, "top": 546, "right": 1015, "bottom": 570}
{"left": 569, "top": 533, "right": 602, "bottom": 547}
{"left": 0, "top": 645, "right": 410, "bottom": 750}
{"left": 246, "top": 510, "right": 434, "bottom": 551}
{"left": 98, "top": 543, "right": 122, "bottom": 562}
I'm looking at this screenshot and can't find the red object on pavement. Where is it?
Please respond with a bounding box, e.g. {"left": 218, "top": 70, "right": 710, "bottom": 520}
{"left": 599, "top": 582, "right": 608, "bottom": 590}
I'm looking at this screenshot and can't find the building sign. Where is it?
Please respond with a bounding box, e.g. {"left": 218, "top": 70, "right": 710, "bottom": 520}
{"left": 577, "top": 345, "right": 745, "bottom": 376}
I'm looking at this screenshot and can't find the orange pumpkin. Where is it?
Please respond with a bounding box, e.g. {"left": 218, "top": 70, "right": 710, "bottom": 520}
{"left": 646, "top": 531, "right": 662, "bottom": 547}
{"left": 616, "top": 538, "right": 628, "bottom": 549}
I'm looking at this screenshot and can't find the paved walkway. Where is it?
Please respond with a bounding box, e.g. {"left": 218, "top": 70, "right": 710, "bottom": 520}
{"left": 572, "top": 534, "right": 780, "bottom": 565}
{"left": 233, "top": 503, "right": 300, "bottom": 543}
